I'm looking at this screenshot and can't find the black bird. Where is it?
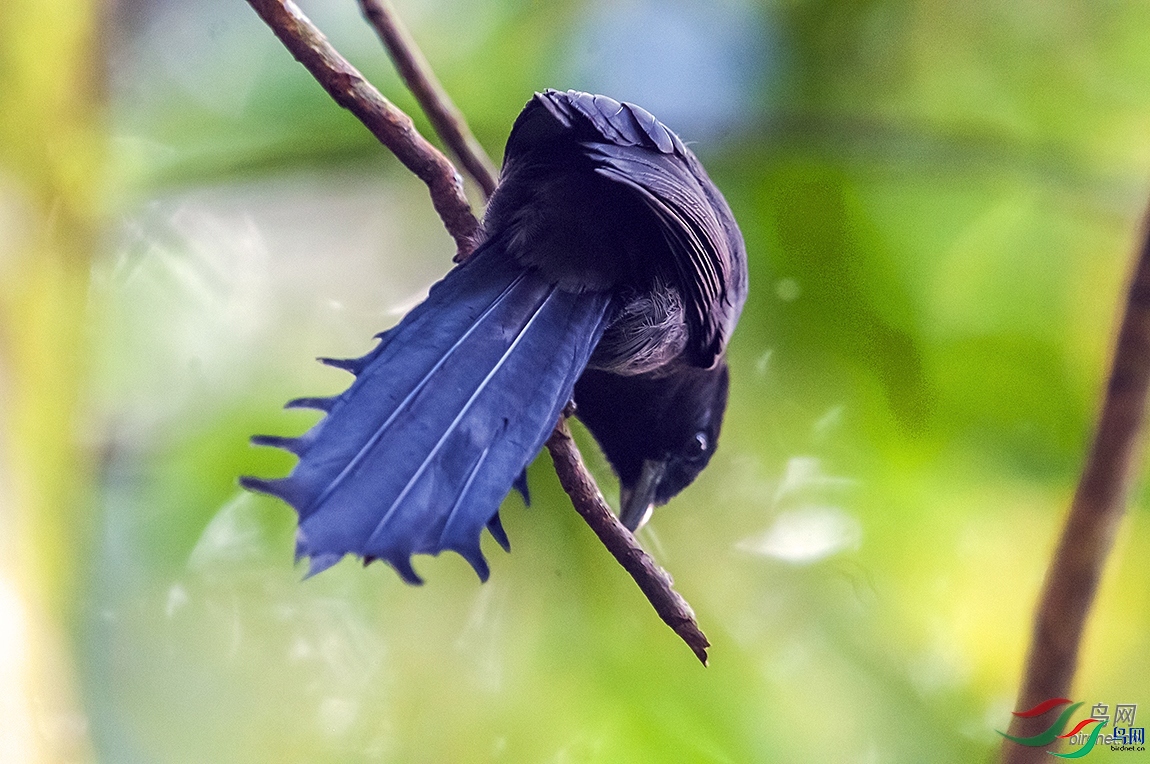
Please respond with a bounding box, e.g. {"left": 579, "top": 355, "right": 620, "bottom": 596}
{"left": 243, "top": 90, "right": 747, "bottom": 583}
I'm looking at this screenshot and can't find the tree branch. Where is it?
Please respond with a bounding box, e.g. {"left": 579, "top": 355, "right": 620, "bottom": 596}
{"left": 357, "top": 0, "right": 500, "bottom": 199}
{"left": 546, "top": 416, "right": 710, "bottom": 664}
{"left": 245, "top": 0, "right": 710, "bottom": 664}
{"left": 357, "top": 11, "right": 711, "bottom": 660}
{"left": 1001, "top": 203, "right": 1150, "bottom": 762}
{"left": 245, "top": 0, "right": 481, "bottom": 258}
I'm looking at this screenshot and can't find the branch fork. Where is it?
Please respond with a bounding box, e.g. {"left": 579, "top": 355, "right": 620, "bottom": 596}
{"left": 245, "top": 0, "right": 709, "bottom": 663}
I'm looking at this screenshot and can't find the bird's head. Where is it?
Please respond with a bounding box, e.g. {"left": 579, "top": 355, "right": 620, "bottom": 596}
{"left": 574, "top": 362, "right": 731, "bottom": 531}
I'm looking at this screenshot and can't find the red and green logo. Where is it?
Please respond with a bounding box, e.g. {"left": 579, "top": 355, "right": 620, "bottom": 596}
{"left": 999, "top": 698, "right": 1144, "bottom": 758}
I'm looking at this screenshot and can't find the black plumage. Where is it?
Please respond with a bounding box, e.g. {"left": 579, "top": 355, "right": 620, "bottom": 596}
{"left": 243, "top": 89, "right": 747, "bottom": 582}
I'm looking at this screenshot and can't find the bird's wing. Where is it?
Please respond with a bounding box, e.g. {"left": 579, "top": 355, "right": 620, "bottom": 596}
{"left": 515, "top": 90, "right": 743, "bottom": 367}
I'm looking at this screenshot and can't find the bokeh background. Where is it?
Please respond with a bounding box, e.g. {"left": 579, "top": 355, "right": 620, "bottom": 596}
{"left": 2, "top": 0, "right": 1149, "bottom": 761}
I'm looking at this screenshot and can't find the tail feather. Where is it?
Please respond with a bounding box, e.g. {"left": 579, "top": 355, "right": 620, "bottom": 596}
{"left": 316, "top": 355, "right": 368, "bottom": 374}
{"left": 249, "top": 434, "right": 307, "bottom": 456}
{"left": 284, "top": 396, "right": 336, "bottom": 413}
{"left": 245, "top": 243, "right": 612, "bottom": 582}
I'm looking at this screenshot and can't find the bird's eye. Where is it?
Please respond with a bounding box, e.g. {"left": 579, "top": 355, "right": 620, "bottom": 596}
{"left": 693, "top": 432, "right": 708, "bottom": 452}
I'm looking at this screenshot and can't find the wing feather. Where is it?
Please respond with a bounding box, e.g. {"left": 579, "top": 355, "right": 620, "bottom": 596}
{"left": 507, "top": 89, "right": 743, "bottom": 365}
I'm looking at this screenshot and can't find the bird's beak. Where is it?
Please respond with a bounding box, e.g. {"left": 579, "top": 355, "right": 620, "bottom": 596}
{"left": 619, "top": 459, "right": 667, "bottom": 531}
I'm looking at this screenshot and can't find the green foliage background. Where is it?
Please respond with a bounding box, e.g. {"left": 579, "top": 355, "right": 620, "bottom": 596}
{"left": 2, "top": 0, "right": 1149, "bottom": 761}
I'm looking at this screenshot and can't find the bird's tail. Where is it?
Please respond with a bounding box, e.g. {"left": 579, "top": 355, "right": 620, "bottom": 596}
{"left": 242, "top": 242, "right": 613, "bottom": 583}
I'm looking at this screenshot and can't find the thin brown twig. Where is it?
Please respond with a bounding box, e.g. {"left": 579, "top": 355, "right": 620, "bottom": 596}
{"left": 244, "top": 0, "right": 711, "bottom": 663}
{"left": 357, "top": 0, "right": 500, "bottom": 200}
{"left": 547, "top": 416, "right": 710, "bottom": 664}
{"left": 245, "top": 0, "right": 481, "bottom": 258}
{"left": 1001, "top": 204, "right": 1150, "bottom": 762}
